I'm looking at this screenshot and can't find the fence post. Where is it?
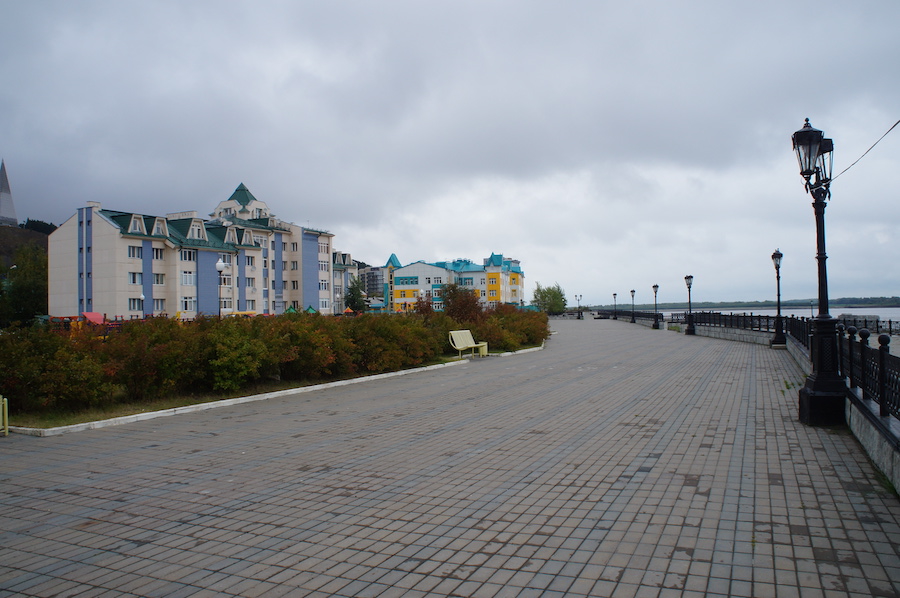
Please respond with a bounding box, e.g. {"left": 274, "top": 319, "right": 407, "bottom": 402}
{"left": 836, "top": 324, "right": 845, "bottom": 380}
{"left": 859, "top": 329, "right": 871, "bottom": 399}
{"left": 847, "top": 327, "right": 857, "bottom": 388}
{"left": 878, "top": 335, "right": 890, "bottom": 417}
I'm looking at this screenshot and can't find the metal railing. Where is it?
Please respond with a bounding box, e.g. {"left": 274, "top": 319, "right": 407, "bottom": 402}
{"left": 671, "top": 311, "right": 900, "bottom": 421}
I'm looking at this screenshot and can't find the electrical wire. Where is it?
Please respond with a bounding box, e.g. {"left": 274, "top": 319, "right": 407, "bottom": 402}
{"left": 832, "top": 118, "right": 900, "bottom": 182}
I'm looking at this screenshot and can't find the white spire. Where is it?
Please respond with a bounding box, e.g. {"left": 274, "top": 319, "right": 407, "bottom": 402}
{"left": 0, "top": 160, "right": 18, "bottom": 226}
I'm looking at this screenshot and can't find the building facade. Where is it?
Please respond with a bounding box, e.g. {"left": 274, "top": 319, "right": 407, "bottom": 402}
{"left": 385, "top": 253, "right": 525, "bottom": 312}
{"left": 48, "top": 184, "right": 339, "bottom": 319}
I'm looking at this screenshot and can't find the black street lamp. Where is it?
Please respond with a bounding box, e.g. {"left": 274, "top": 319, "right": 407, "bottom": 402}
{"left": 652, "top": 284, "right": 660, "bottom": 329}
{"left": 216, "top": 258, "right": 226, "bottom": 318}
{"left": 612, "top": 293, "right": 617, "bottom": 320}
{"left": 575, "top": 294, "right": 582, "bottom": 320}
{"left": 684, "top": 275, "right": 695, "bottom": 335}
{"left": 629, "top": 289, "right": 635, "bottom": 323}
{"left": 792, "top": 118, "right": 844, "bottom": 425}
{"left": 770, "top": 249, "right": 786, "bottom": 347}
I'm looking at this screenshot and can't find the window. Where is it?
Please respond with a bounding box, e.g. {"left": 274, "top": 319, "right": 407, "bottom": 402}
{"left": 245, "top": 277, "right": 256, "bottom": 288}
{"left": 218, "top": 252, "right": 232, "bottom": 264}
{"left": 425, "top": 277, "right": 431, "bottom": 285}
{"left": 246, "top": 255, "right": 255, "bottom": 267}
{"left": 489, "top": 290, "right": 497, "bottom": 297}
{"left": 396, "top": 276, "right": 419, "bottom": 286}
{"left": 320, "top": 299, "right": 329, "bottom": 309}
{"left": 153, "top": 273, "right": 165, "bottom": 285}
{"left": 129, "top": 217, "right": 144, "bottom": 234}
{"left": 318, "top": 261, "right": 329, "bottom": 272}
{"left": 128, "top": 272, "right": 143, "bottom": 285}
{"left": 282, "top": 262, "right": 287, "bottom": 271}
{"left": 291, "top": 261, "right": 298, "bottom": 270}
{"left": 181, "top": 271, "right": 196, "bottom": 286}
{"left": 181, "top": 249, "right": 197, "bottom": 262}
{"left": 434, "top": 277, "right": 442, "bottom": 284}
{"left": 319, "top": 242, "right": 329, "bottom": 254}
{"left": 291, "top": 242, "right": 298, "bottom": 251}
{"left": 291, "top": 280, "right": 299, "bottom": 290}
{"left": 282, "top": 242, "right": 287, "bottom": 251}
{"left": 253, "top": 235, "right": 267, "bottom": 248}
{"left": 246, "top": 300, "right": 256, "bottom": 311}
{"left": 220, "top": 298, "right": 233, "bottom": 310}
{"left": 128, "top": 245, "right": 143, "bottom": 259}
{"left": 188, "top": 222, "right": 204, "bottom": 239}
{"left": 153, "top": 298, "right": 165, "bottom": 312}
{"left": 400, "top": 291, "right": 406, "bottom": 298}
{"left": 128, "top": 298, "right": 144, "bottom": 311}
{"left": 152, "top": 247, "right": 165, "bottom": 260}
{"left": 291, "top": 300, "right": 299, "bottom": 309}
{"left": 318, "top": 281, "right": 329, "bottom": 291}
{"left": 263, "top": 259, "right": 268, "bottom": 269}
{"left": 219, "top": 274, "right": 232, "bottom": 287}
{"left": 181, "top": 296, "right": 197, "bottom": 311}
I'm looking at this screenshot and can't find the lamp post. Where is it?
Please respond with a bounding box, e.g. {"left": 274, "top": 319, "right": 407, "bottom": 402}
{"left": 216, "top": 258, "right": 226, "bottom": 318}
{"left": 792, "top": 118, "right": 844, "bottom": 425}
{"left": 652, "top": 284, "right": 659, "bottom": 329}
{"left": 575, "top": 294, "right": 582, "bottom": 319}
{"left": 770, "top": 249, "right": 786, "bottom": 347}
{"left": 612, "top": 293, "right": 617, "bottom": 320}
{"left": 684, "top": 275, "right": 695, "bottom": 335}
{"left": 630, "top": 289, "right": 635, "bottom": 323}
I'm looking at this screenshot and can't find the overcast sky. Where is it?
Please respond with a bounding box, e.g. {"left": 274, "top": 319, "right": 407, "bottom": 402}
{"left": 1, "top": 1, "right": 898, "bottom": 306}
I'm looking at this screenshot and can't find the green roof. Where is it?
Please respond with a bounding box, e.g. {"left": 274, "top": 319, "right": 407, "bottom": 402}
{"left": 226, "top": 183, "right": 259, "bottom": 207}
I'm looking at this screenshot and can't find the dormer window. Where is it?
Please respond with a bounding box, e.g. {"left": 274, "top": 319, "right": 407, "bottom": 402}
{"left": 188, "top": 221, "right": 206, "bottom": 240}
{"left": 225, "top": 228, "right": 238, "bottom": 244}
{"left": 129, "top": 215, "right": 146, "bottom": 234}
{"left": 153, "top": 218, "right": 168, "bottom": 236}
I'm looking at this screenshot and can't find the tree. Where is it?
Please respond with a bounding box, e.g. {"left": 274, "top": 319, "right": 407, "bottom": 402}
{"left": 532, "top": 282, "right": 567, "bottom": 315}
{"left": 20, "top": 219, "right": 57, "bottom": 235}
{"left": 441, "top": 282, "right": 483, "bottom": 323}
{"left": 344, "top": 275, "right": 367, "bottom": 312}
{"left": 0, "top": 243, "right": 48, "bottom": 327}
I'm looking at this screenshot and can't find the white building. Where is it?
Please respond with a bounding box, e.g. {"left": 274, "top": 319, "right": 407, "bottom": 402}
{"left": 48, "top": 184, "right": 337, "bottom": 319}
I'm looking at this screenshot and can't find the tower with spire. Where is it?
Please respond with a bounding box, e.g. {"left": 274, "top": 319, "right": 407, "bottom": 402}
{"left": 0, "top": 160, "right": 18, "bottom": 227}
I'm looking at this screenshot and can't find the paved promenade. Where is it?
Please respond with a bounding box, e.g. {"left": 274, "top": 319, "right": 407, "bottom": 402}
{"left": 2, "top": 319, "right": 899, "bottom": 597}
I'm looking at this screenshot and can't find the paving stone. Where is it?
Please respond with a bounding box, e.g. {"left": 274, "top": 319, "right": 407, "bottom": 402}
{"left": 1, "top": 320, "right": 898, "bottom": 596}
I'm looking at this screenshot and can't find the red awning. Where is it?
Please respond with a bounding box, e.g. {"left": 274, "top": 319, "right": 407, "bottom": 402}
{"left": 81, "top": 312, "right": 104, "bottom": 325}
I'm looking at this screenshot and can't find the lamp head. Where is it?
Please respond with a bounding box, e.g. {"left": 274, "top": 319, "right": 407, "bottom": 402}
{"left": 771, "top": 248, "right": 783, "bottom": 270}
{"left": 652, "top": 284, "right": 659, "bottom": 293}
{"left": 792, "top": 118, "right": 824, "bottom": 181}
{"left": 684, "top": 275, "right": 693, "bottom": 289}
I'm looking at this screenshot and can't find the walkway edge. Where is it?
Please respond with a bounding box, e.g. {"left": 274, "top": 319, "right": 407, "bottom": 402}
{"left": 9, "top": 344, "right": 545, "bottom": 437}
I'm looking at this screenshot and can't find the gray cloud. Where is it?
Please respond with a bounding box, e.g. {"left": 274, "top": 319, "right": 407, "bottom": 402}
{"left": 1, "top": 0, "right": 898, "bottom": 304}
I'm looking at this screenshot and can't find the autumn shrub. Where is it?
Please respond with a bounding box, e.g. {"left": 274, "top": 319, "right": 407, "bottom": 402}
{"left": 0, "top": 326, "right": 113, "bottom": 413}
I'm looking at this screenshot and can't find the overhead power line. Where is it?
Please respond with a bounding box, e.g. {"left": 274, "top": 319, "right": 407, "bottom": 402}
{"left": 832, "top": 118, "right": 900, "bottom": 182}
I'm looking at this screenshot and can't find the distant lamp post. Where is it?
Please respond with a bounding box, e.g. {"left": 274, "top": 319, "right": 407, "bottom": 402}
{"left": 575, "top": 294, "right": 582, "bottom": 319}
{"left": 770, "top": 249, "right": 786, "bottom": 347}
{"left": 613, "top": 293, "right": 617, "bottom": 320}
{"left": 139, "top": 293, "right": 145, "bottom": 318}
{"left": 630, "top": 289, "right": 635, "bottom": 323}
{"left": 216, "top": 258, "right": 226, "bottom": 318}
{"left": 792, "top": 118, "right": 844, "bottom": 425}
{"left": 684, "top": 275, "right": 695, "bottom": 335}
{"left": 652, "top": 284, "right": 660, "bottom": 329}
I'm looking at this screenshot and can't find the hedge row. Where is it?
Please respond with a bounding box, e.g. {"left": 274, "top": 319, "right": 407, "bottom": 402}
{"left": 0, "top": 306, "right": 549, "bottom": 415}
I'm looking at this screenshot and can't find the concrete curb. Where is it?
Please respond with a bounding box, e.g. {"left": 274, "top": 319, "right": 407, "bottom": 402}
{"left": 9, "top": 343, "right": 545, "bottom": 437}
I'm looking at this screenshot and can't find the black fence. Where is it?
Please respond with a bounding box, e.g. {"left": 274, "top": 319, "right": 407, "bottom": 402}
{"left": 677, "top": 311, "right": 900, "bottom": 421}
{"left": 594, "top": 309, "right": 900, "bottom": 421}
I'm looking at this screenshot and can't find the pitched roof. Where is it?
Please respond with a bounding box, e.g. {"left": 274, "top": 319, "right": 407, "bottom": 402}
{"left": 226, "top": 183, "right": 259, "bottom": 207}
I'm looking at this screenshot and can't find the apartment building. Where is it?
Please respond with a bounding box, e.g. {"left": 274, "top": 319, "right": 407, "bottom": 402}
{"left": 48, "top": 184, "right": 336, "bottom": 318}
{"left": 385, "top": 253, "right": 525, "bottom": 312}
